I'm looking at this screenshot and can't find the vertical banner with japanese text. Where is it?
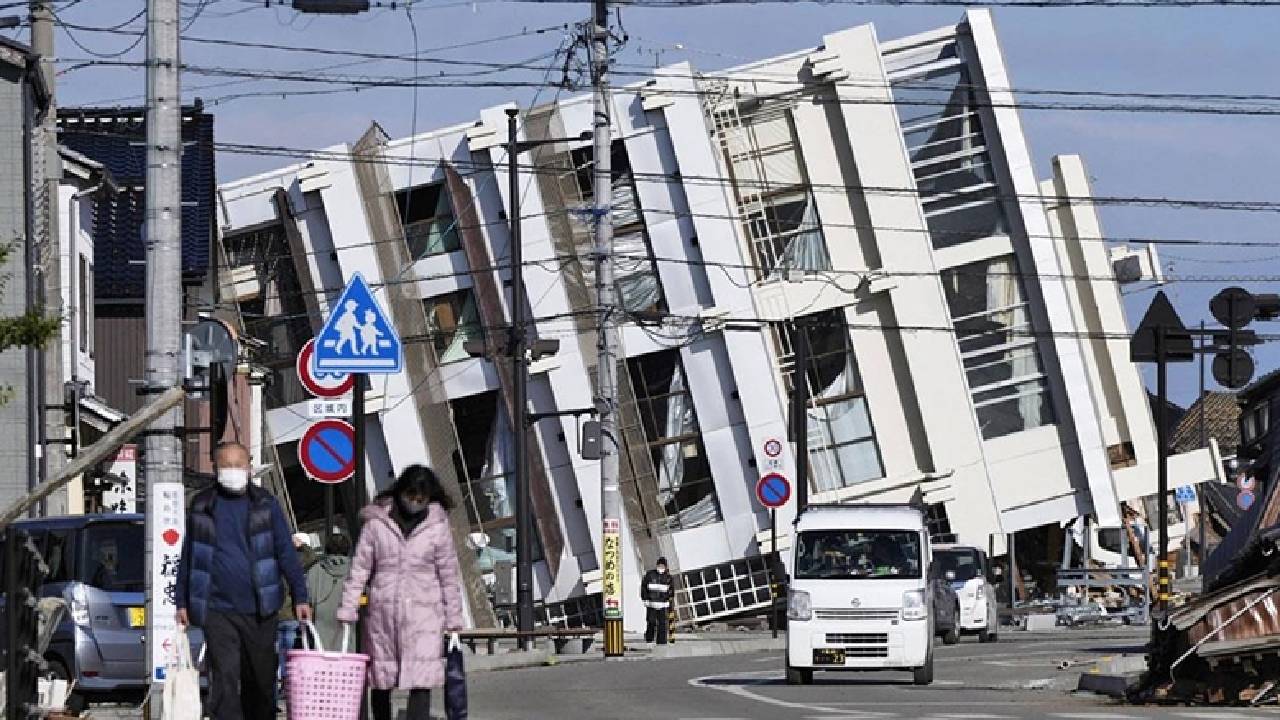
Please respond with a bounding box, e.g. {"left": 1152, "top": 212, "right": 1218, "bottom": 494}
{"left": 149, "top": 482, "right": 186, "bottom": 680}
{"left": 602, "top": 518, "right": 621, "bottom": 619}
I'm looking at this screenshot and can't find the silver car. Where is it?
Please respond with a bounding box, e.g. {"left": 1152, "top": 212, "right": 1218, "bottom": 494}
{"left": 5, "top": 514, "right": 203, "bottom": 706}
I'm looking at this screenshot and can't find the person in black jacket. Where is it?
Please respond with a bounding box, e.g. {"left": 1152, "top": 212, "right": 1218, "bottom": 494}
{"left": 642, "top": 557, "right": 673, "bottom": 645}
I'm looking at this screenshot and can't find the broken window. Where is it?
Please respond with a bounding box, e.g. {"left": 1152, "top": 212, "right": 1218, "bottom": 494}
{"left": 222, "top": 223, "right": 312, "bottom": 409}
{"left": 891, "top": 61, "right": 1009, "bottom": 248}
{"left": 925, "top": 503, "right": 957, "bottom": 544}
{"left": 563, "top": 143, "right": 665, "bottom": 315}
{"left": 396, "top": 182, "right": 460, "bottom": 259}
{"left": 450, "top": 391, "right": 539, "bottom": 573}
{"left": 712, "top": 97, "right": 831, "bottom": 280}
{"left": 423, "top": 289, "right": 482, "bottom": 364}
{"left": 771, "top": 309, "right": 884, "bottom": 492}
{"left": 942, "top": 255, "right": 1055, "bottom": 439}
{"left": 627, "top": 350, "right": 721, "bottom": 532}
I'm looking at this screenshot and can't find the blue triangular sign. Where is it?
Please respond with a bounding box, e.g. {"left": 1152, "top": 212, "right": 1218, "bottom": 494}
{"left": 314, "top": 273, "right": 402, "bottom": 374}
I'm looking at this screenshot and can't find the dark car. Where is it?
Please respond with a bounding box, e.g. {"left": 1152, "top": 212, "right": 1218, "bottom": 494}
{"left": 929, "top": 562, "right": 961, "bottom": 645}
{"left": 1, "top": 514, "right": 204, "bottom": 703}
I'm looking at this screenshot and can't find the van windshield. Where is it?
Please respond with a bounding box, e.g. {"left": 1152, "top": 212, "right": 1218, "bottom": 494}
{"left": 934, "top": 547, "right": 982, "bottom": 582}
{"left": 80, "top": 521, "right": 145, "bottom": 592}
{"left": 795, "top": 530, "right": 922, "bottom": 580}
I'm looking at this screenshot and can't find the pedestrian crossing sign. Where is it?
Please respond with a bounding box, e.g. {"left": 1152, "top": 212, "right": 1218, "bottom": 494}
{"left": 314, "top": 272, "right": 402, "bottom": 374}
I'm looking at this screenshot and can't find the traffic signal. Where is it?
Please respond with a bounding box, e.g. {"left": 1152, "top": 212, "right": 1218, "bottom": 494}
{"left": 6, "top": 530, "right": 50, "bottom": 720}
{"left": 1208, "top": 288, "right": 1273, "bottom": 389}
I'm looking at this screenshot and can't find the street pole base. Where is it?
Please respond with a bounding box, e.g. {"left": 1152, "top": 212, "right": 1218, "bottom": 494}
{"left": 604, "top": 618, "right": 625, "bottom": 657}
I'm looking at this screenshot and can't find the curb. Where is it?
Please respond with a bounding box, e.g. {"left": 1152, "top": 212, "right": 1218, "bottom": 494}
{"left": 650, "top": 638, "right": 785, "bottom": 659}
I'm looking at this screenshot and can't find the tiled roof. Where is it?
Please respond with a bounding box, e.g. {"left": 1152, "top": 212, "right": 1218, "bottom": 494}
{"left": 1171, "top": 391, "right": 1241, "bottom": 455}
{"left": 58, "top": 107, "right": 215, "bottom": 300}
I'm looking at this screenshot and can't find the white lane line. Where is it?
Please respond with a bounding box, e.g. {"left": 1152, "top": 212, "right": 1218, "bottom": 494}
{"left": 1173, "top": 714, "right": 1276, "bottom": 719}
{"left": 1049, "top": 714, "right": 1141, "bottom": 719}
{"left": 1049, "top": 707, "right": 1141, "bottom": 712}
{"left": 688, "top": 671, "right": 893, "bottom": 717}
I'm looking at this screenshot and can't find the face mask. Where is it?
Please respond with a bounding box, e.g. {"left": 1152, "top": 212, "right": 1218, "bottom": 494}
{"left": 217, "top": 468, "right": 249, "bottom": 493}
{"left": 657, "top": 566, "right": 668, "bottom": 575}
{"left": 398, "top": 496, "right": 429, "bottom": 516}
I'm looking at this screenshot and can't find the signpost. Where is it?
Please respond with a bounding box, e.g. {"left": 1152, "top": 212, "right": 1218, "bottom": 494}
{"left": 299, "top": 419, "right": 357, "bottom": 484}
{"left": 308, "top": 272, "right": 401, "bottom": 702}
{"left": 756, "top": 471, "right": 791, "bottom": 639}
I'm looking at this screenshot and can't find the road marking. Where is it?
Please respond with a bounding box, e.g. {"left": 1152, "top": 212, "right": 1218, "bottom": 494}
{"left": 1049, "top": 707, "right": 1141, "bottom": 712}
{"left": 1049, "top": 714, "right": 1141, "bottom": 719}
{"left": 688, "top": 671, "right": 889, "bottom": 716}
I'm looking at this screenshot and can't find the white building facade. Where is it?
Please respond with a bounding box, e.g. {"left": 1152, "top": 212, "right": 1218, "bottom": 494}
{"left": 216, "top": 10, "right": 1219, "bottom": 630}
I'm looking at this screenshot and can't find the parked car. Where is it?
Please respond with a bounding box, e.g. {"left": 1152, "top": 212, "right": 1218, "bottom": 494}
{"left": 1, "top": 514, "right": 204, "bottom": 703}
{"left": 929, "top": 562, "right": 962, "bottom": 645}
{"left": 933, "top": 544, "right": 998, "bottom": 643}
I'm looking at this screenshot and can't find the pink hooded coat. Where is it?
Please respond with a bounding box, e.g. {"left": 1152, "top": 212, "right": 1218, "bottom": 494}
{"left": 337, "top": 500, "right": 464, "bottom": 690}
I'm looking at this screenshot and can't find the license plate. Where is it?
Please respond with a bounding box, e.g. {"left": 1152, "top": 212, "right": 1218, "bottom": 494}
{"left": 128, "top": 607, "right": 145, "bottom": 627}
{"left": 813, "top": 648, "right": 845, "bottom": 665}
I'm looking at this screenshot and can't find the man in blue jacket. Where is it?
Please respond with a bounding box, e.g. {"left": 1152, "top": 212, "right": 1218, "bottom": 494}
{"left": 177, "top": 441, "right": 311, "bottom": 720}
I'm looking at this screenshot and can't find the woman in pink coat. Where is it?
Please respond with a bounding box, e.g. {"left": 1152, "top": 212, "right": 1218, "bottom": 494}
{"left": 337, "top": 465, "right": 464, "bottom": 720}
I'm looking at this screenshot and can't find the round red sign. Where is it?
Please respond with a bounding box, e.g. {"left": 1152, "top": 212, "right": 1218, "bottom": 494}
{"left": 297, "top": 338, "right": 354, "bottom": 398}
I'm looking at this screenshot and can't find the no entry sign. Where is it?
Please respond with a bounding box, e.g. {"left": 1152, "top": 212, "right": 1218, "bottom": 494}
{"left": 755, "top": 473, "right": 791, "bottom": 509}
{"left": 297, "top": 338, "right": 355, "bottom": 399}
{"left": 300, "top": 419, "right": 356, "bottom": 484}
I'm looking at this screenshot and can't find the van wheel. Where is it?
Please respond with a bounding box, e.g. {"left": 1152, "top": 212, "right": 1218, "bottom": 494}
{"left": 942, "top": 625, "right": 959, "bottom": 645}
{"left": 978, "top": 628, "right": 997, "bottom": 643}
{"left": 46, "top": 658, "right": 87, "bottom": 714}
{"left": 912, "top": 653, "right": 934, "bottom": 686}
{"left": 916, "top": 650, "right": 936, "bottom": 681}
{"left": 786, "top": 665, "right": 813, "bottom": 685}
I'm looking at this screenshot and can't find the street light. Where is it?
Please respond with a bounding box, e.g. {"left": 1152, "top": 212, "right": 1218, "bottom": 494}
{"left": 466, "top": 109, "right": 589, "bottom": 649}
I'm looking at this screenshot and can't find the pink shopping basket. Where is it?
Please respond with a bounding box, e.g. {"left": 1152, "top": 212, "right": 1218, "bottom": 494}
{"left": 286, "top": 621, "right": 369, "bottom": 720}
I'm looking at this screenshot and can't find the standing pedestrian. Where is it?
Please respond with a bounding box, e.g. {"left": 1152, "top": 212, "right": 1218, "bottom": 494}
{"left": 306, "top": 532, "right": 353, "bottom": 651}
{"left": 642, "top": 557, "right": 673, "bottom": 645}
{"left": 338, "top": 465, "right": 465, "bottom": 720}
{"left": 176, "top": 441, "right": 312, "bottom": 720}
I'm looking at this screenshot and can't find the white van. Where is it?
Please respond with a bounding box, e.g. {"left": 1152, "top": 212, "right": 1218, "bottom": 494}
{"left": 933, "top": 544, "right": 999, "bottom": 643}
{"left": 785, "top": 505, "right": 937, "bottom": 686}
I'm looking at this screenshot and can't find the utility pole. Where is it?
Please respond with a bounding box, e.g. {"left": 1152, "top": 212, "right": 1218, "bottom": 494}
{"left": 590, "top": 0, "right": 624, "bottom": 658}
{"left": 792, "top": 321, "right": 810, "bottom": 516}
{"left": 30, "top": 1, "right": 64, "bottom": 512}
{"left": 143, "top": 0, "right": 184, "bottom": 715}
{"left": 506, "top": 108, "right": 536, "bottom": 649}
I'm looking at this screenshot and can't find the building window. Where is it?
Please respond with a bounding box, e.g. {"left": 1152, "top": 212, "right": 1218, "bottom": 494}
{"left": 223, "top": 224, "right": 312, "bottom": 409}
{"left": 771, "top": 309, "right": 884, "bottom": 492}
{"left": 925, "top": 503, "right": 956, "bottom": 544}
{"left": 1242, "top": 403, "right": 1269, "bottom": 446}
{"left": 450, "top": 391, "right": 540, "bottom": 576}
{"left": 396, "top": 182, "right": 460, "bottom": 259}
{"left": 424, "top": 289, "right": 482, "bottom": 364}
{"left": 891, "top": 60, "right": 1009, "bottom": 248}
{"left": 564, "top": 143, "right": 664, "bottom": 314}
{"left": 78, "top": 254, "right": 90, "bottom": 354}
{"left": 712, "top": 97, "right": 830, "bottom": 280}
{"left": 942, "top": 255, "right": 1054, "bottom": 439}
{"left": 626, "top": 350, "right": 721, "bottom": 532}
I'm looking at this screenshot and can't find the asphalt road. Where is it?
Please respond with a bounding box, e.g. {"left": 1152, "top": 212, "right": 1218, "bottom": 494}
{"left": 461, "top": 630, "right": 1279, "bottom": 720}
{"left": 87, "top": 629, "right": 1280, "bottom": 719}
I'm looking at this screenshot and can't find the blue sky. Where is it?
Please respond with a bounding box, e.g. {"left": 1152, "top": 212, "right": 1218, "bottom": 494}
{"left": 19, "top": 1, "right": 1280, "bottom": 406}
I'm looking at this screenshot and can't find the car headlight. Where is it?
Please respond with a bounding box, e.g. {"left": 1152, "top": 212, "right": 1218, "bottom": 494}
{"left": 788, "top": 589, "right": 812, "bottom": 622}
{"left": 66, "top": 584, "right": 90, "bottom": 627}
{"left": 901, "top": 589, "right": 926, "bottom": 621}
{"left": 974, "top": 583, "right": 986, "bottom": 604}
